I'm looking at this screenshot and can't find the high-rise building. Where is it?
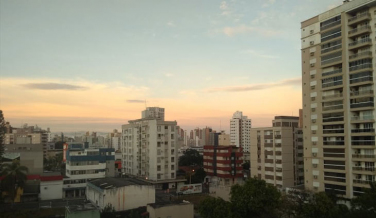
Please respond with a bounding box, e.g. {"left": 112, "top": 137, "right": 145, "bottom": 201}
{"left": 230, "top": 111, "right": 252, "bottom": 152}
{"left": 250, "top": 116, "right": 304, "bottom": 188}
{"left": 301, "top": 0, "right": 376, "bottom": 198}
{"left": 121, "top": 107, "right": 184, "bottom": 188}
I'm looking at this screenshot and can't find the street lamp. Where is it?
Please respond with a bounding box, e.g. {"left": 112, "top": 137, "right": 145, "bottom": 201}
{"left": 189, "top": 169, "right": 195, "bottom": 184}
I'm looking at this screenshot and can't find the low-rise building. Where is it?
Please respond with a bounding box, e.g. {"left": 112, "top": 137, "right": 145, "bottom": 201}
{"left": 63, "top": 143, "right": 115, "bottom": 198}
{"left": 40, "top": 173, "right": 64, "bottom": 200}
{"left": 86, "top": 177, "right": 155, "bottom": 211}
{"left": 65, "top": 203, "right": 100, "bottom": 218}
{"left": 203, "top": 145, "right": 244, "bottom": 200}
{"left": 147, "top": 201, "right": 194, "bottom": 218}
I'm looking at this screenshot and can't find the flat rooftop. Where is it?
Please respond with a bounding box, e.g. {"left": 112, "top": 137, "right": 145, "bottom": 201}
{"left": 148, "top": 200, "right": 192, "bottom": 209}
{"left": 88, "top": 177, "right": 151, "bottom": 189}
{"left": 66, "top": 202, "right": 99, "bottom": 213}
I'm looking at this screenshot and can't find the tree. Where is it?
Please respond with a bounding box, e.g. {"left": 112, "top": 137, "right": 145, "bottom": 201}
{"left": 199, "top": 197, "right": 231, "bottom": 218}
{"left": 178, "top": 149, "right": 203, "bottom": 167}
{"left": 242, "top": 161, "right": 250, "bottom": 170}
{"left": 230, "top": 177, "right": 281, "bottom": 218}
{"left": 101, "top": 203, "right": 116, "bottom": 218}
{"left": 350, "top": 182, "right": 376, "bottom": 218}
{"left": 188, "top": 167, "right": 206, "bottom": 184}
{"left": 0, "top": 160, "right": 29, "bottom": 203}
{"left": 0, "top": 110, "right": 6, "bottom": 162}
{"left": 44, "top": 152, "right": 63, "bottom": 171}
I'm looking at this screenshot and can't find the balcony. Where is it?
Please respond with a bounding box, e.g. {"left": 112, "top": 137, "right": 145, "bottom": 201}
{"left": 348, "top": 25, "right": 371, "bottom": 37}
{"left": 322, "top": 93, "right": 343, "bottom": 100}
{"left": 350, "top": 76, "right": 373, "bottom": 85}
{"left": 353, "top": 167, "right": 375, "bottom": 172}
{"left": 322, "top": 80, "right": 342, "bottom": 89}
{"left": 353, "top": 179, "right": 374, "bottom": 185}
{"left": 321, "top": 56, "right": 342, "bottom": 67}
{"left": 350, "top": 90, "right": 374, "bottom": 97}
{"left": 323, "top": 129, "right": 344, "bottom": 134}
{"left": 321, "top": 43, "right": 342, "bottom": 55}
{"left": 351, "top": 115, "right": 374, "bottom": 122}
{"left": 323, "top": 105, "right": 343, "bottom": 111}
{"left": 352, "top": 154, "right": 375, "bottom": 159}
{"left": 321, "top": 20, "right": 341, "bottom": 31}
{"left": 322, "top": 69, "right": 342, "bottom": 77}
{"left": 348, "top": 38, "right": 372, "bottom": 49}
{"left": 350, "top": 101, "right": 374, "bottom": 109}
{"left": 349, "top": 63, "right": 372, "bottom": 72}
{"left": 349, "top": 51, "right": 372, "bottom": 60}
{"left": 348, "top": 13, "right": 371, "bottom": 25}
{"left": 352, "top": 140, "right": 375, "bottom": 146}
{"left": 351, "top": 128, "right": 375, "bottom": 133}
{"left": 275, "top": 135, "right": 281, "bottom": 139}
{"left": 323, "top": 141, "right": 344, "bottom": 146}
{"left": 323, "top": 117, "right": 344, "bottom": 123}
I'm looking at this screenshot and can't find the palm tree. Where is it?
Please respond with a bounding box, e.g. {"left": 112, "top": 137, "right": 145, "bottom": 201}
{"left": 0, "top": 160, "right": 28, "bottom": 203}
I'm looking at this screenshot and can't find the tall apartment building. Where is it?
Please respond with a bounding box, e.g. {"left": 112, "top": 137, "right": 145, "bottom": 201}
{"left": 301, "top": 0, "right": 376, "bottom": 198}
{"left": 230, "top": 111, "right": 252, "bottom": 152}
{"left": 250, "top": 116, "right": 304, "bottom": 188}
{"left": 64, "top": 143, "right": 115, "bottom": 198}
{"left": 121, "top": 107, "right": 184, "bottom": 189}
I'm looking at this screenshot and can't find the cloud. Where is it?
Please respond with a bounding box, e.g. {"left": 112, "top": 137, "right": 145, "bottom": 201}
{"left": 167, "top": 21, "right": 175, "bottom": 27}
{"left": 220, "top": 1, "right": 232, "bottom": 16}
{"left": 22, "top": 83, "right": 87, "bottom": 90}
{"left": 164, "top": 73, "right": 174, "bottom": 77}
{"left": 220, "top": 1, "right": 228, "bottom": 10}
{"left": 241, "top": 49, "right": 279, "bottom": 59}
{"left": 126, "top": 99, "right": 144, "bottom": 103}
{"left": 205, "top": 77, "right": 301, "bottom": 93}
{"left": 222, "top": 25, "right": 281, "bottom": 37}
{"left": 262, "top": 0, "right": 276, "bottom": 8}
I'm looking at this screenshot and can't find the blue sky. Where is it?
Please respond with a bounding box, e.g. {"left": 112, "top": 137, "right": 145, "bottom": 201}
{"left": 0, "top": 0, "right": 343, "bottom": 132}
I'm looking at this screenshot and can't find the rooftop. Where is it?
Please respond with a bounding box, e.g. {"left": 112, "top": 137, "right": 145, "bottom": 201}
{"left": 148, "top": 200, "right": 192, "bottom": 209}
{"left": 88, "top": 177, "right": 151, "bottom": 189}
{"left": 66, "top": 202, "right": 99, "bottom": 213}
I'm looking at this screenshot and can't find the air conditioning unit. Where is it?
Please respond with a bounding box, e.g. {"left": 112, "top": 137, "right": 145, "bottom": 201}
{"left": 310, "top": 41, "right": 314, "bottom": 45}
{"left": 313, "top": 153, "right": 317, "bottom": 157}
{"left": 312, "top": 120, "right": 316, "bottom": 123}
{"left": 313, "top": 175, "right": 318, "bottom": 179}
{"left": 313, "top": 164, "right": 318, "bottom": 168}
{"left": 310, "top": 63, "right": 315, "bottom": 67}
{"left": 312, "top": 130, "right": 316, "bottom": 134}
{"left": 310, "top": 52, "right": 314, "bottom": 56}
{"left": 310, "top": 30, "right": 314, "bottom": 34}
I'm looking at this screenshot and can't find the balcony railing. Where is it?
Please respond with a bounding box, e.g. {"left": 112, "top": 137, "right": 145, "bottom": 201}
{"left": 321, "top": 44, "right": 342, "bottom": 54}
{"left": 352, "top": 154, "right": 375, "bottom": 159}
{"left": 350, "top": 76, "right": 373, "bottom": 85}
{"left": 322, "top": 69, "right": 342, "bottom": 77}
{"left": 352, "top": 140, "right": 375, "bottom": 146}
{"left": 349, "top": 63, "right": 372, "bottom": 72}
{"left": 321, "top": 56, "right": 342, "bottom": 66}
{"left": 321, "top": 20, "right": 341, "bottom": 31}
{"left": 350, "top": 102, "right": 374, "bottom": 109}
{"left": 323, "top": 117, "right": 344, "bottom": 122}
{"left": 348, "top": 13, "right": 371, "bottom": 23}
{"left": 323, "top": 141, "right": 344, "bottom": 145}
{"left": 323, "top": 105, "right": 343, "bottom": 111}
{"left": 351, "top": 90, "right": 374, "bottom": 97}
{"left": 351, "top": 115, "right": 374, "bottom": 121}
{"left": 353, "top": 166, "right": 375, "bottom": 172}
{"left": 323, "top": 129, "right": 344, "bottom": 134}
{"left": 348, "top": 25, "right": 371, "bottom": 35}
{"left": 351, "top": 128, "right": 375, "bottom": 133}
{"left": 323, "top": 153, "right": 345, "bottom": 158}
{"left": 353, "top": 179, "right": 374, "bottom": 184}
{"left": 349, "top": 51, "right": 372, "bottom": 60}
{"left": 322, "top": 80, "right": 342, "bottom": 88}
{"left": 348, "top": 38, "right": 371, "bottom": 47}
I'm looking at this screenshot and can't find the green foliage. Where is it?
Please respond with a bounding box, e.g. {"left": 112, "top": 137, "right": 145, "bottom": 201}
{"left": 178, "top": 149, "right": 203, "bottom": 167}
{"left": 0, "top": 160, "right": 29, "bottom": 203}
{"left": 44, "top": 152, "right": 63, "bottom": 171}
{"left": 0, "top": 110, "right": 6, "bottom": 162}
{"left": 191, "top": 168, "right": 206, "bottom": 183}
{"left": 230, "top": 177, "right": 281, "bottom": 218}
{"left": 351, "top": 182, "right": 376, "bottom": 217}
{"left": 101, "top": 203, "right": 116, "bottom": 218}
{"left": 298, "top": 192, "right": 348, "bottom": 218}
{"left": 199, "top": 197, "right": 231, "bottom": 218}
{"left": 242, "top": 161, "right": 250, "bottom": 170}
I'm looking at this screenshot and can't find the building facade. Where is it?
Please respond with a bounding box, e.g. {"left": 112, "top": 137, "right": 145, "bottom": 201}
{"left": 301, "top": 0, "right": 376, "bottom": 198}
{"left": 121, "top": 107, "right": 181, "bottom": 188}
{"left": 250, "top": 116, "right": 304, "bottom": 188}
{"left": 230, "top": 111, "right": 252, "bottom": 152}
{"left": 64, "top": 143, "right": 115, "bottom": 198}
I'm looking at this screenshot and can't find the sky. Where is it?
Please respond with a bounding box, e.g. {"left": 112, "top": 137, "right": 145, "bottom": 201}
{"left": 0, "top": 0, "right": 344, "bottom": 133}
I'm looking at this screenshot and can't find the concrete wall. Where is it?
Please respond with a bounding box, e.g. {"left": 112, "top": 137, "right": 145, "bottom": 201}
{"left": 40, "top": 180, "right": 63, "bottom": 200}
{"left": 87, "top": 185, "right": 155, "bottom": 211}
{"left": 147, "top": 203, "right": 194, "bottom": 218}
{"left": 4, "top": 144, "right": 43, "bottom": 174}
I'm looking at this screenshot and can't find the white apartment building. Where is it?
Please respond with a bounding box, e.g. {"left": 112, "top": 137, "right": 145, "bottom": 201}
{"left": 230, "top": 111, "right": 252, "bottom": 152}
{"left": 121, "top": 107, "right": 183, "bottom": 188}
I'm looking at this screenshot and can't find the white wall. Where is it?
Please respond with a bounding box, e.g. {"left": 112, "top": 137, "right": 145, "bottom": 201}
{"left": 87, "top": 185, "right": 155, "bottom": 211}
{"left": 40, "top": 180, "right": 63, "bottom": 200}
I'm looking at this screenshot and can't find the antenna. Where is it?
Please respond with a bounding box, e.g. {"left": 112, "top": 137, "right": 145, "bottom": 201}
{"left": 145, "top": 100, "right": 147, "bottom": 109}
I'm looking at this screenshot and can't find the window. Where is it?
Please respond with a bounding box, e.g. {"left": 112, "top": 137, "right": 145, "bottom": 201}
{"left": 171, "top": 173, "right": 175, "bottom": 178}
{"left": 171, "top": 134, "right": 174, "bottom": 140}
{"left": 157, "top": 165, "right": 161, "bottom": 171}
